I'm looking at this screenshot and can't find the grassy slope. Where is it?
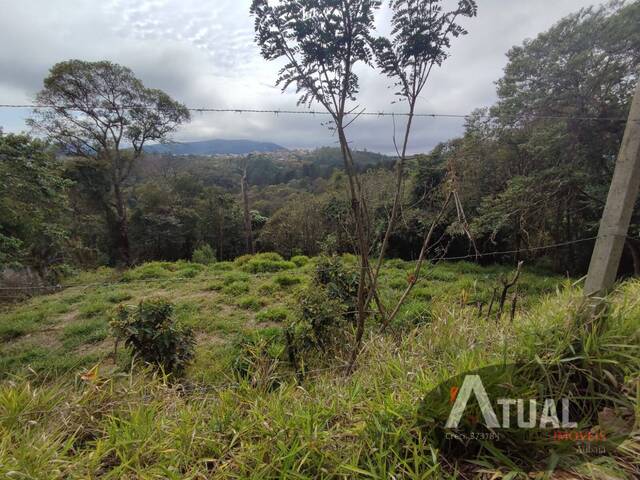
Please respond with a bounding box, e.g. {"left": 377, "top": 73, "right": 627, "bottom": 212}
{"left": 0, "top": 256, "right": 638, "bottom": 478}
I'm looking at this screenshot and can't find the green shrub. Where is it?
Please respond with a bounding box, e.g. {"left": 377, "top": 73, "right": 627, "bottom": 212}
{"left": 106, "top": 291, "right": 133, "bottom": 303}
{"left": 258, "top": 283, "right": 277, "bottom": 295}
{"left": 256, "top": 252, "right": 285, "bottom": 262}
{"left": 274, "top": 273, "right": 302, "bottom": 288}
{"left": 296, "top": 287, "right": 347, "bottom": 346}
{"left": 110, "top": 297, "right": 195, "bottom": 374}
{"left": 314, "top": 256, "right": 358, "bottom": 320}
{"left": 256, "top": 306, "right": 290, "bottom": 323}
{"left": 177, "top": 264, "right": 203, "bottom": 278}
{"left": 122, "top": 262, "right": 172, "bottom": 281}
{"left": 222, "top": 272, "right": 250, "bottom": 285}
{"left": 238, "top": 296, "right": 265, "bottom": 311}
{"left": 223, "top": 281, "right": 250, "bottom": 295}
{"left": 209, "top": 261, "right": 233, "bottom": 271}
{"left": 242, "top": 259, "right": 296, "bottom": 274}
{"left": 233, "top": 254, "right": 254, "bottom": 266}
{"left": 290, "top": 255, "right": 310, "bottom": 267}
{"left": 192, "top": 244, "right": 216, "bottom": 265}
{"left": 204, "top": 280, "right": 224, "bottom": 292}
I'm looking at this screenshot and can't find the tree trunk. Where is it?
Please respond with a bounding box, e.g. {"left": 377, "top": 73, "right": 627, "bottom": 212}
{"left": 241, "top": 164, "right": 255, "bottom": 255}
{"left": 565, "top": 195, "right": 575, "bottom": 274}
{"left": 113, "top": 182, "right": 130, "bottom": 266}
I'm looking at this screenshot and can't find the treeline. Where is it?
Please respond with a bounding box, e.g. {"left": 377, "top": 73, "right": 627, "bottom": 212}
{"left": 1, "top": 1, "right": 638, "bottom": 279}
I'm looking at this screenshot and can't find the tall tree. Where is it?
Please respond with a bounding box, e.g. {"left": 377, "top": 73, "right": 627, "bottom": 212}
{"left": 370, "top": 0, "right": 477, "bottom": 322}
{"left": 240, "top": 157, "right": 255, "bottom": 255}
{"left": 251, "top": 0, "right": 381, "bottom": 370}
{"left": 28, "top": 60, "right": 190, "bottom": 265}
{"left": 251, "top": 0, "right": 477, "bottom": 369}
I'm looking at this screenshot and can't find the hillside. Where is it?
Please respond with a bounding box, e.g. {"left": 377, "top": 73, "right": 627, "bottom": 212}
{"left": 1, "top": 256, "right": 638, "bottom": 478}
{"left": 143, "top": 139, "right": 286, "bottom": 156}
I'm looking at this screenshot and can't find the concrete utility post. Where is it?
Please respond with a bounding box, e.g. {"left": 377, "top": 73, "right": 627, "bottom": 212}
{"left": 584, "top": 79, "right": 640, "bottom": 297}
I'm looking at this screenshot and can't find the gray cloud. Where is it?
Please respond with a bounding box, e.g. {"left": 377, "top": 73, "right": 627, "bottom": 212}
{"left": 0, "top": 0, "right": 601, "bottom": 153}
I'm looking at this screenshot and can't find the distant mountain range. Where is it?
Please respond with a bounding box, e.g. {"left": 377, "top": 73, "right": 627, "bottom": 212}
{"left": 144, "top": 139, "right": 286, "bottom": 156}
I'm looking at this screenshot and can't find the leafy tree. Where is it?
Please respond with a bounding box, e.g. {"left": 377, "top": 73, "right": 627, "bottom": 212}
{"left": 251, "top": 0, "right": 478, "bottom": 369}
{"left": 416, "top": 1, "right": 640, "bottom": 274}
{"left": 258, "top": 193, "right": 327, "bottom": 257}
{"left": 371, "top": 0, "right": 477, "bottom": 264}
{"left": 251, "top": 0, "right": 382, "bottom": 370}
{"left": 0, "top": 133, "right": 70, "bottom": 273}
{"left": 28, "top": 60, "right": 190, "bottom": 265}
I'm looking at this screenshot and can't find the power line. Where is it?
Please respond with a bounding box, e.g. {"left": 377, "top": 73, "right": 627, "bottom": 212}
{"left": 436, "top": 236, "right": 600, "bottom": 261}
{"left": 0, "top": 103, "right": 630, "bottom": 122}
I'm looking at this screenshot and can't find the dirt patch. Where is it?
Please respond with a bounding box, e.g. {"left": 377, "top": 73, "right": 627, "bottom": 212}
{"left": 196, "top": 331, "right": 227, "bottom": 346}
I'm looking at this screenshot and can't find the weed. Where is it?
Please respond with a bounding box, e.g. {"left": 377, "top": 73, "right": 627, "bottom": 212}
{"left": 291, "top": 255, "right": 310, "bottom": 267}
{"left": 274, "top": 273, "right": 301, "bottom": 288}
{"left": 256, "top": 306, "right": 289, "bottom": 323}
{"left": 238, "top": 296, "right": 266, "bottom": 311}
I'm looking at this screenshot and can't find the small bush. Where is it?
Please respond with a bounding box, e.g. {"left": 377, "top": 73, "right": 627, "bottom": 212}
{"left": 209, "top": 261, "right": 233, "bottom": 271}
{"left": 274, "top": 273, "right": 302, "bottom": 288}
{"left": 204, "top": 280, "right": 224, "bottom": 292}
{"left": 177, "top": 264, "right": 203, "bottom": 278}
{"left": 256, "top": 252, "right": 285, "bottom": 262}
{"left": 110, "top": 297, "right": 195, "bottom": 374}
{"left": 192, "top": 244, "right": 216, "bottom": 265}
{"left": 256, "top": 306, "right": 289, "bottom": 323}
{"left": 314, "top": 256, "right": 359, "bottom": 320}
{"left": 223, "top": 281, "right": 250, "bottom": 296}
{"left": 258, "top": 283, "right": 277, "bottom": 295}
{"left": 122, "top": 262, "right": 171, "bottom": 281}
{"left": 233, "top": 254, "right": 254, "bottom": 266}
{"left": 238, "top": 296, "right": 265, "bottom": 311}
{"left": 222, "top": 272, "right": 250, "bottom": 285}
{"left": 243, "top": 259, "right": 296, "bottom": 274}
{"left": 106, "top": 291, "right": 133, "bottom": 303}
{"left": 290, "top": 255, "right": 310, "bottom": 267}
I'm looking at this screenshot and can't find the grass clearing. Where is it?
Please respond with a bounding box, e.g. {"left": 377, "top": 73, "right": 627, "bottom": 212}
{"left": 0, "top": 256, "right": 637, "bottom": 478}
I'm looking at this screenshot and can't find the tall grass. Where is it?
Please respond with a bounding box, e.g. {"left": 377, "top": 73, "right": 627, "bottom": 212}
{"left": 0, "top": 261, "right": 637, "bottom": 478}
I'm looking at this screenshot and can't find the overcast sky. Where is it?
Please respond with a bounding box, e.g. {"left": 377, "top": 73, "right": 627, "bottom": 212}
{"left": 0, "top": 0, "right": 602, "bottom": 154}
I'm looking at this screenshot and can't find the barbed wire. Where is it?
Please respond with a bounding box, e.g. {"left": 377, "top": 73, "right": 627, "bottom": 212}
{"left": 0, "top": 103, "right": 631, "bottom": 122}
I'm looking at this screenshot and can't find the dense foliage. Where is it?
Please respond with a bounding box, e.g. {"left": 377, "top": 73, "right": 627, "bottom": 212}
{"left": 0, "top": 133, "right": 69, "bottom": 273}
{"left": 110, "top": 297, "right": 195, "bottom": 374}
{"left": 1, "top": 3, "right": 638, "bottom": 284}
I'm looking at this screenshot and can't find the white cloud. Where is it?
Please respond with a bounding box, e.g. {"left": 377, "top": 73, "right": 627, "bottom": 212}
{"left": 0, "top": 0, "right": 601, "bottom": 153}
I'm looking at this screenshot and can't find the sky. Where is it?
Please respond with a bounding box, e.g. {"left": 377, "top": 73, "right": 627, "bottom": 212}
{"left": 0, "top": 0, "right": 602, "bottom": 154}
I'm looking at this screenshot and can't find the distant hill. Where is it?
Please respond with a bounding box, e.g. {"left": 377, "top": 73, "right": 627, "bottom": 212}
{"left": 144, "top": 139, "right": 286, "bottom": 156}
{"left": 138, "top": 146, "right": 394, "bottom": 189}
